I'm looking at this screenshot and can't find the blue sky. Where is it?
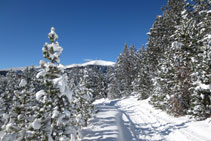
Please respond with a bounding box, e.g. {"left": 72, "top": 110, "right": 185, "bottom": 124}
{"left": 0, "top": 0, "right": 166, "bottom": 69}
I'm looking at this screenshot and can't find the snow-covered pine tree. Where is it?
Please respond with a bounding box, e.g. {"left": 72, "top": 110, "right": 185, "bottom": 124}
{"left": 114, "top": 53, "right": 125, "bottom": 97}
{"left": 120, "top": 44, "right": 131, "bottom": 96}
{"left": 82, "top": 67, "right": 100, "bottom": 99}
{"left": 168, "top": 7, "right": 195, "bottom": 115}
{"left": 147, "top": 14, "right": 170, "bottom": 109}
{"left": 72, "top": 68, "right": 94, "bottom": 128}
{"left": 0, "top": 71, "right": 21, "bottom": 140}
{"left": 113, "top": 44, "right": 136, "bottom": 97}
{"left": 128, "top": 45, "right": 138, "bottom": 94}
{"left": 95, "top": 68, "right": 107, "bottom": 99}
{"left": 19, "top": 67, "right": 40, "bottom": 140}
{"left": 134, "top": 46, "right": 153, "bottom": 100}
{"left": 1, "top": 67, "right": 39, "bottom": 140}
{"left": 67, "top": 67, "right": 83, "bottom": 90}
{"left": 167, "top": 0, "right": 211, "bottom": 117}
{"left": 188, "top": 3, "right": 211, "bottom": 119}
{"left": 148, "top": 0, "right": 189, "bottom": 113}
{"left": 35, "top": 27, "right": 75, "bottom": 140}
{"left": 0, "top": 75, "right": 7, "bottom": 95}
{"left": 107, "top": 59, "right": 122, "bottom": 99}
{"left": 0, "top": 75, "right": 8, "bottom": 131}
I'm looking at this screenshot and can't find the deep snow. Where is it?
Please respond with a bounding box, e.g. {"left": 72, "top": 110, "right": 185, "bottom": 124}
{"left": 81, "top": 96, "right": 211, "bottom": 141}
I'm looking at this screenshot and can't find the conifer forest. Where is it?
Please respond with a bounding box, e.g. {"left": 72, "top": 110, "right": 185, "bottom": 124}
{"left": 0, "top": 0, "right": 211, "bottom": 140}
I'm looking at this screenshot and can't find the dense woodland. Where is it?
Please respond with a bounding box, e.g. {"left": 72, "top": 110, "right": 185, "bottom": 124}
{"left": 108, "top": 0, "right": 210, "bottom": 120}
{"left": 0, "top": 0, "right": 210, "bottom": 140}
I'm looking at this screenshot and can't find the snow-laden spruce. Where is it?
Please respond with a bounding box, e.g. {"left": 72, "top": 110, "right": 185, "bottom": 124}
{"left": 0, "top": 27, "right": 95, "bottom": 141}
{"left": 34, "top": 27, "right": 76, "bottom": 140}
{"left": 71, "top": 68, "right": 94, "bottom": 128}
{"left": 0, "top": 67, "right": 40, "bottom": 141}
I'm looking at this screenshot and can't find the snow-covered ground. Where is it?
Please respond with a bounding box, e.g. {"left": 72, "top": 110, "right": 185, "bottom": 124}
{"left": 1, "top": 96, "right": 210, "bottom": 140}
{"left": 81, "top": 96, "right": 211, "bottom": 141}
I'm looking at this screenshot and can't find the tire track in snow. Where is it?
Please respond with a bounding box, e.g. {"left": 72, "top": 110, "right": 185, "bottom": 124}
{"left": 117, "top": 98, "right": 207, "bottom": 141}
{"left": 140, "top": 105, "right": 205, "bottom": 141}
{"left": 81, "top": 104, "right": 119, "bottom": 141}
{"left": 116, "top": 109, "right": 139, "bottom": 141}
{"left": 82, "top": 97, "right": 211, "bottom": 141}
{"left": 116, "top": 112, "right": 133, "bottom": 141}
{"left": 120, "top": 107, "right": 149, "bottom": 140}
{"left": 134, "top": 106, "right": 165, "bottom": 140}
{"left": 81, "top": 99, "right": 139, "bottom": 141}
{"left": 116, "top": 103, "right": 165, "bottom": 140}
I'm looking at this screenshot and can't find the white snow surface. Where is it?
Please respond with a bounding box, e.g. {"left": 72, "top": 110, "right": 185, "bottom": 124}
{"left": 19, "top": 79, "right": 27, "bottom": 87}
{"left": 193, "top": 80, "right": 211, "bottom": 91}
{"left": 81, "top": 96, "right": 211, "bottom": 141}
{"left": 35, "top": 90, "right": 46, "bottom": 103}
{"left": 32, "top": 118, "right": 42, "bottom": 130}
{"left": 53, "top": 74, "right": 73, "bottom": 103}
{"left": 65, "top": 60, "right": 115, "bottom": 68}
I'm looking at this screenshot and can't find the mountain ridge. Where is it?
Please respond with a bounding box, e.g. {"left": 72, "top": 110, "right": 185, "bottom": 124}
{"left": 0, "top": 60, "right": 115, "bottom": 72}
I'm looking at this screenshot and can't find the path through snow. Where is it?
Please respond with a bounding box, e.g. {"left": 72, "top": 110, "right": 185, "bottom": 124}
{"left": 81, "top": 96, "right": 211, "bottom": 141}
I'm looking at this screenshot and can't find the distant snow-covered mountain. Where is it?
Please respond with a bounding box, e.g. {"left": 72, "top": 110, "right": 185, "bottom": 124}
{"left": 65, "top": 60, "right": 115, "bottom": 69}
{"left": 0, "top": 60, "right": 115, "bottom": 75}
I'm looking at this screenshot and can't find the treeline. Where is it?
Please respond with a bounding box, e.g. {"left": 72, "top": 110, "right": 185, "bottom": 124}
{"left": 107, "top": 0, "right": 211, "bottom": 120}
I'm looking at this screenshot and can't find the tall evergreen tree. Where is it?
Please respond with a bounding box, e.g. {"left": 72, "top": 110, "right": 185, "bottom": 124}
{"left": 1, "top": 67, "right": 39, "bottom": 140}
{"left": 0, "top": 71, "right": 21, "bottom": 140}
{"left": 34, "top": 27, "right": 75, "bottom": 140}
{"left": 107, "top": 57, "right": 121, "bottom": 99}
{"left": 188, "top": 3, "right": 211, "bottom": 119}
{"left": 132, "top": 46, "right": 152, "bottom": 99}
{"left": 149, "top": 0, "right": 189, "bottom": 114}
{"left": 72, "top": 68, "right": 94, "bottom": 128}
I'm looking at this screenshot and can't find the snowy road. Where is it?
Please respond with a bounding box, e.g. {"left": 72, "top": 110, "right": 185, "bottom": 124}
{"left": 80, "top": 99, "right": 138, "bottom": 141}
{"left": 81, "top": 96, "right": 211, "bottom": 141}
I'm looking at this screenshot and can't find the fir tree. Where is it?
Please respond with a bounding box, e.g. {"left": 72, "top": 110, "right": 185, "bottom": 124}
{"left": 107, "top": 63, "right": 121, "bottom": 99}
{"left": 188, "top": 5, "right": 211, "bottom": 119}
{"left": 72, "top": 68, "right": 94, "bottom": 128}
{"left": 0, "top": 71, "right": 21, "bottom": 140}
{"left": 35, "top": 27, "right": 75, "bottom": 140}
{"left": 1, "top": 67, "right": 38, "bottom": 140}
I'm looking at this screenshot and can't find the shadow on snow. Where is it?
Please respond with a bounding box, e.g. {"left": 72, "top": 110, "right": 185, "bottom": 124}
{"left": 81, "top": 99, "right": 190, "bottom": 141}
